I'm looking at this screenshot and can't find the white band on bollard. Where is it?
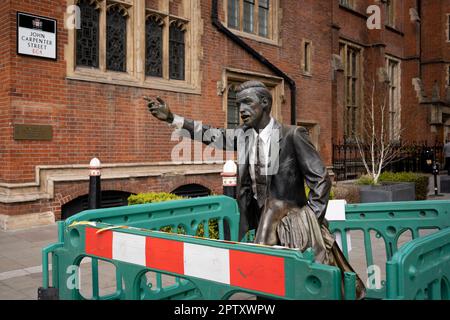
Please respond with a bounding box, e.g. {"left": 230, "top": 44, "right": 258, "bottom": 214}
{"left": 222, "top": 176, "right": 237, "bottom": 187}
{"left": 89, "top": 158, "right": 101, "bottom": 177}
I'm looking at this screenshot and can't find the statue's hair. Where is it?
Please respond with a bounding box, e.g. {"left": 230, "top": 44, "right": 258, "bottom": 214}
{"left": 236, "top": 80, "right": 273, "bottom": 109}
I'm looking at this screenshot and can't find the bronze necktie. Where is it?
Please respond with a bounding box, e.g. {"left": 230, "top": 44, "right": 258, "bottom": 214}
{"left": 255, "top": 135, "right": 267, "bottom": 208}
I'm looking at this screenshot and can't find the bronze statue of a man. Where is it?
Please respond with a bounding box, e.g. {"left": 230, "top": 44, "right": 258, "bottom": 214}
{"left": 145, "top": 81, "right": 365, "bottom": 299}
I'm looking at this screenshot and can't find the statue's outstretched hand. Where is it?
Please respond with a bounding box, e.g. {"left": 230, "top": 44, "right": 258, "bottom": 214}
{"left": 144, "top": 96, "right": 174, "bottom": 123}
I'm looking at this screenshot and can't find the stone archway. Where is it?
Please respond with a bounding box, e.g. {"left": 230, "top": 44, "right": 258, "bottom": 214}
{"left": 61, "top": 190, "right": 134, "bottom": 219}
{"left": 171, "top": 184, "right": 211, "bottom": 198}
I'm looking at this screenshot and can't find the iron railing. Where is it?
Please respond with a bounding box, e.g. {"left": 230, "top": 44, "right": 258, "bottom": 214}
{"left": 332, "top": 141, "right": 444, "bottom": 181}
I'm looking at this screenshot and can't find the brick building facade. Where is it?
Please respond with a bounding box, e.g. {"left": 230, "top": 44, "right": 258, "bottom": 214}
{"left": 1, "top": 0, "right": 449, "bottom": 229}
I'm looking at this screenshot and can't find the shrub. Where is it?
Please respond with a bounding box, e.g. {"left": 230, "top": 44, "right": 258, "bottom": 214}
{"left": 356, "top": 174, "right": 376, "bottom": 185}
{"left": 333, "top": 183, "right": 360, "bottom": 204}
{"left": 127, "top": 192, "right": 219, "bottom": 239}
{"left": 127, "top": 192, "right": 185, "bottom": 205}
{"left": 357, "top": 172, "right": 429, "bottom": 200}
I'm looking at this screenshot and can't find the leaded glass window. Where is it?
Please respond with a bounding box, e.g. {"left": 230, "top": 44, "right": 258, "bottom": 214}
{"left": 386, "top": 0, "right": 395, "bottom": 27}
{"left": 387, "top": 58, "right": 400, "bottom": 141}
{"left": 228, "top": 0, "right": 240, "bottom": 29}
{"left": 258, "top": 0, "right": 269, "bottom": 37}
{"left": 227, "top": 85, "right": 240, "bottom": 128}
{"left": 106, "top": 5, "right": 128, "bottom": 72}
{"left": 340, "top": 43, "right": 361, "bottom": 141}
{"left": 243, "top": 0, "right": 254, "bottom": 33}
{"left": 227, "top": 0, "right": 272, "bottom": 39}
{"left": 169, "top": 21, "right": 185, "bottom": 80}
{"left": 76, "top": 0, "right": 100, "bottom": 68}
{"left": 145, "top": 15, "right": 163, "bottom": 77}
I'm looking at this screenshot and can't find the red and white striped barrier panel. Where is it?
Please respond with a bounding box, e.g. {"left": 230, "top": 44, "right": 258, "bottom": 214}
{"left": 85, "top": 227, "right": 286, "bottom": 296}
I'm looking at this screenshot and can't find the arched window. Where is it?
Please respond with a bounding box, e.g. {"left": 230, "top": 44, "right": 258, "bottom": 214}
{"left": 145, "top": 14, "right": 164, "bottom": 77}
{"left": 61, "top": 190, "right": 133, "bottom": 220}
{"left": 106, "top": 4, "right": 128, "bottom": 72}
{"left": 76, "top": 0, "right": 100, "bottom": 68}
{"left": 169, "top": 21, "right": 186, "bottom": 80}
{"left": 171, "top": 184, "right": 211, "bottom": 198}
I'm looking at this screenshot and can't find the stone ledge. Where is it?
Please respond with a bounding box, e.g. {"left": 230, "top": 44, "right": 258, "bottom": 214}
{"left": 0, "top": 162, "right": 225, "bottom": 203}
{"left": 0, "top": 212, "right": 55, "bottom": 231}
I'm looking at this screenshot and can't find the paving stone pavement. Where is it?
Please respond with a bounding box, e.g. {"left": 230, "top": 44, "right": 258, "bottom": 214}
{"left": 0, "top": 182, "right": 448, "bottom": 300}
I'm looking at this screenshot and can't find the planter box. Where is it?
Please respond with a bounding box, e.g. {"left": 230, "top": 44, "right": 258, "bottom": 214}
{"left": 359, "top": 182, "right": 415, "bottom": 203}
{"left": 440, "top": 176, "right": 450, "bottom": 193}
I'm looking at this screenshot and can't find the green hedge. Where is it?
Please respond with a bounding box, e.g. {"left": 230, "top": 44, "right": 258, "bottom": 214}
{"left": 127, "top": 192, "right": 185, "bottom": 205}
{"left": 127, "top": 192, "right": 219, "bottom": 239}
{"left": 357, "top": 172, "right": 429, "bottom": 200}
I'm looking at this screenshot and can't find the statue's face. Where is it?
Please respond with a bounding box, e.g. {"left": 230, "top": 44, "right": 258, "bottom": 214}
{"left": 237, "top": 88, "right": 268, "bottom": 128}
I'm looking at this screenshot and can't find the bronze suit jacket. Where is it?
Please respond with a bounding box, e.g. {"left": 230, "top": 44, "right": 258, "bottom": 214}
{"left": 181, "top": 118, "right": 332, "bottom": 241}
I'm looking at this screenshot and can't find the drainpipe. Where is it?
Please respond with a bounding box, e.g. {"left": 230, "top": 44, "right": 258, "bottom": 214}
{"left": 211, "top": 0, "right": 297, "bottom": 125}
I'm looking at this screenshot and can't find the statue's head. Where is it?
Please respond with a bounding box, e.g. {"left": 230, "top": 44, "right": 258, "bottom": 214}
{"left": 236, "top": 81, "right": 273, "bottom": 130}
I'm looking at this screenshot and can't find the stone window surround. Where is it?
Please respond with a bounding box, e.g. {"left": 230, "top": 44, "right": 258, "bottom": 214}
{"left": 218, "top": 67, "right": 285, "bottom": 128}
{"left": 447, "top": 64, "right": 450, "bottom": 87}
{"left": 446, "top": 13, "right": 450, "bottom": 43}
{"left": 222, "top": 0, "right": 281, "bottom": 46}
{"left": 301, "top": 38, "right": 312, "bottom": 76}
{"left": 339, "top": 0, "right": 355, "bottom": 10}
{"left": 339, "top": 40, "right": 364, "bottom": 140}
{"left": 385, "top": 0, "right": 396, "bottom": 28}
{"left": 386, "top": 54, "right": 402, "bottom": 142}
{"left": 298, "top": 120, "right": 320, "bottom": 151}
{"left": 65, "top": 0, "right": 203, "bottom": 95}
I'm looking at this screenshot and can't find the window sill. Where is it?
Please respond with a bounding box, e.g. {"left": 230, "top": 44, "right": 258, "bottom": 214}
{"left": 338, "top": 4, "right": 368, "bottom": 20}
{"left": 301, "top": 71, "right": 312, "bottom": 78}
{"left": 385, "top": 25, "right": 404, "bottom": 36}
{"left": 66, "top": 69, "right": 201, "bottom": 95}
{"left": 226, "top": 27, "right": 280, "bottom": 47}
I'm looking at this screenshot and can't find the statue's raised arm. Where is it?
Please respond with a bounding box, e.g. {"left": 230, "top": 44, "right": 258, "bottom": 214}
{"left": 144, "top": 96, "right": 174, "bottom": 123}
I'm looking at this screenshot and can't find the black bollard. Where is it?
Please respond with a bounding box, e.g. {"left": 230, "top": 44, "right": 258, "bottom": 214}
{"left": 88, "top": 157, "right": 102, "bottom": 209}
{"left": 221, "top": 160, "right": 237, "bottom": 199}
{"left": 432, "top": 158, "right": 443, "bottom": 197}
{"left": 221, "top": 160, "right": 237, "bottom": 241}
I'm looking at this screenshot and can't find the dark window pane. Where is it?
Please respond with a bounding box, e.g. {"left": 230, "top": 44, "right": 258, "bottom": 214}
{"left": 227, "top": 86, "right": 240, "bottom": 128}
{"left": 448, "top": 65, "right": 450, "bottom": 86}
{"left": 227, "top": 0, "right": 240, "bottom": 29}
{"left": 448, "top": 15, "right": 450, "bottom": 41}
{"left": 145, "top": 16, "right": 163, "bottom": 77}
{"left": 76, "top": 0, "right": 99, "bottom": 68}
{"left": 258, "top": 1, "right": 269, "bottom": 37}
{"left": 106, "top": 5, "right": 127, "bottom": 72}
{"left": 259, "top": 0, "right": 269, "bottom": 8}
{"left": 243, "top": 0, "right": 254, "bottom": 33}
{"left": 169, "top": 22, "right": 185, "bottom": 80}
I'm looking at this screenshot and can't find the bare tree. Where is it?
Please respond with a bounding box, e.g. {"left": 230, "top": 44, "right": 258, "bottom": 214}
{"left": 354, "top": 76, "right": 404, "bottom": 185}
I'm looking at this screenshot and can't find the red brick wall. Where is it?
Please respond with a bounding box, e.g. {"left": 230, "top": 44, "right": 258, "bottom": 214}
{"left": 0, "top": 0, "right": 11, "bottom": 181}
{"left": 2, "top": 0, "right": 448, "bottom": 220}
{"left": 5, "top": 0, "right": 338, "bottom": 186}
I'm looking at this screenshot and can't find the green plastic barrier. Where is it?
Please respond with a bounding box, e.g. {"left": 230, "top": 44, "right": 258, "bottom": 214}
{"left": 42, "top": 196, "right": 450, "bottom": 300}
{"left": 386, "top": 227, "right": 450, "bottom": 300}
{"left": 44, "top": 196, "right": 242, "bottom": 300}
{"left": 48, "top": 221, "right": 345, "bottom": 300}
{"left": 329, "top": 200, "right": 450, "bottom": 299}
{"left": 65, "top": 195, "right": 241, "bottom": 240}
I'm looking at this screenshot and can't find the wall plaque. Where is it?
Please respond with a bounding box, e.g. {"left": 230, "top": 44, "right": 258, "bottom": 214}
{"left": 14, "top": 124, "right": 53, "bottom": 141}
{"left": 17, "top": 12, "right": 57, "bottom": 60}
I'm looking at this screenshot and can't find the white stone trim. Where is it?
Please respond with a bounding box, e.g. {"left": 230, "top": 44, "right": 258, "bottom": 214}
{"left": 0, "top": 212, "right": 55, "bottom": 231}
{"left": 0, "top": 162, "right": 224, "bottom": 203}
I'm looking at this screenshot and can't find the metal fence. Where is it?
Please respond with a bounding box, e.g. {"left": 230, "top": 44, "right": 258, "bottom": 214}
{"left": 332, "top": 141, "right": 444, "bottom": 181}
